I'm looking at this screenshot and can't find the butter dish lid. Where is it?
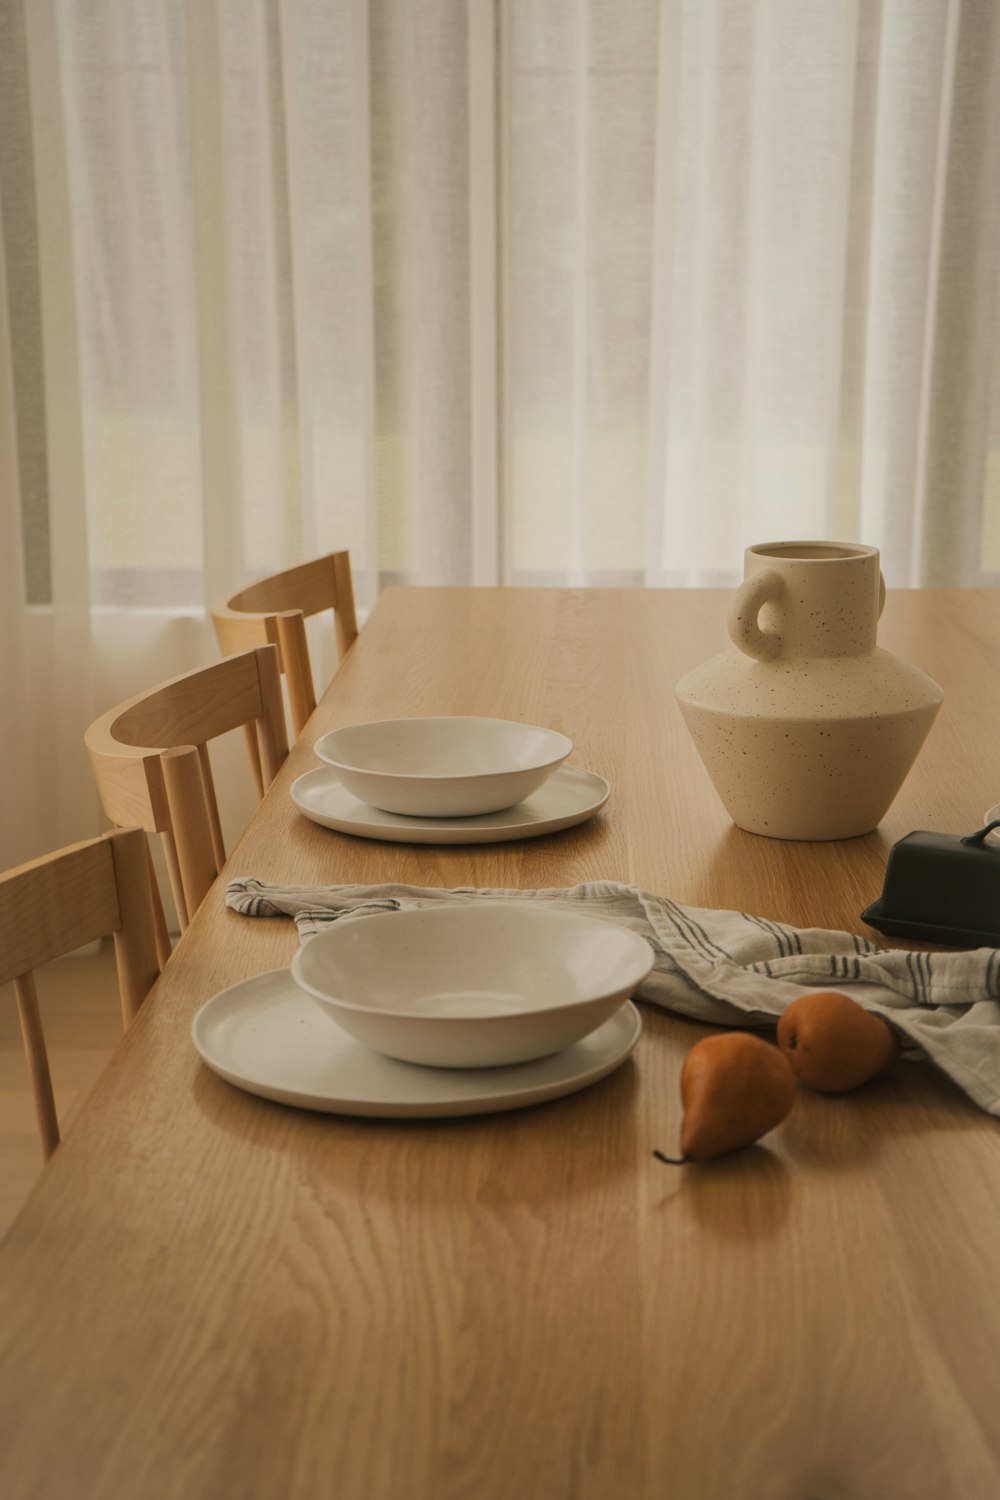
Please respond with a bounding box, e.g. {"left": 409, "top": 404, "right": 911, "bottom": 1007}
{"left": 861, "top": 821, "right": 1000, "bottom": 949}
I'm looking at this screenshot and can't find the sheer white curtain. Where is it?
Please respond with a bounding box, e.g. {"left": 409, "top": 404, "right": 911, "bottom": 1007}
{"left": 2, "top": 0, "right": 999, "bottom": 867}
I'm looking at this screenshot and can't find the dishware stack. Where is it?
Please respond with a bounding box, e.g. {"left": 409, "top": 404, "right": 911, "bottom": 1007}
{"left": 193, "top": 903, "right": 652, "bottom": 1117}
{"left": 291, "top": 716, "right": 611, "bottom": 843}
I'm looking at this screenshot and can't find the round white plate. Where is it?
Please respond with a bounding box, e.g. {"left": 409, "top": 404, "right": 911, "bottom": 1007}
{"left": 290, "top": 763, "right": 610, "bottom": 845}
{"left": 191, "top": 969, "right": 642, "bottom": 1119}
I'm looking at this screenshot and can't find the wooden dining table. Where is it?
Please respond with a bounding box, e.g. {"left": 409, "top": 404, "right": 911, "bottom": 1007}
{"left": 2, "top": 585, "right": 1000, "bottom": 1500}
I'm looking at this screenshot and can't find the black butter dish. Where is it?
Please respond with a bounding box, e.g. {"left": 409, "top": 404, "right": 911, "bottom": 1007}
{"left": 862, "top": 822, "right": 1000, "bottom": 948}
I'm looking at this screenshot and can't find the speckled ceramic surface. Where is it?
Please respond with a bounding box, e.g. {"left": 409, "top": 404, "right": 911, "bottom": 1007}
{"left": 675, "top": 541, "right": 944, "bottom": 840}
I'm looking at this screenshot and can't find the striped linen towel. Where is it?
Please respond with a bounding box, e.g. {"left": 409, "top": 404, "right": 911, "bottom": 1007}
{"left": 226, "top": 877, "right": 1000, "bottom": 1117}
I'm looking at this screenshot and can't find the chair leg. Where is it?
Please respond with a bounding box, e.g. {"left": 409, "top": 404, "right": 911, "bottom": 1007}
{"left": 161, "top": 747, "right": 220, "bottom": 922}
{"left": 145, "top": 841, "right": 174, "bottom": 966}
{"left": 255, "top": 645, "right": 291, "bottom": 784}
{"left": 14, "top": 972, "right": 59, "bottom": 1160}
{"left": 107, "top": 829, "right": 162, "bottom": 1026}
{"left": 276, "top": 612, "right": 316, "bottom": 737}
{"left": 161, "top": 830, "right": 190, "bottom": 932}
{"left": 242, "top": 722, "right": 265, "bottom": 799}
{"left": 332, "top": 550, "right": 358, "bottom": 656}
{"left": 197, "top": 744, "right": 227, "bottom": 869}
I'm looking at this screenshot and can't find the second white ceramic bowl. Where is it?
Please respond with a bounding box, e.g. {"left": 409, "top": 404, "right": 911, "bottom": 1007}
{"left": 313, "top": 716, "right": 573, "bottom": 817}
{"left": 290, "top": 904, "right": 655, "bottom": 1068}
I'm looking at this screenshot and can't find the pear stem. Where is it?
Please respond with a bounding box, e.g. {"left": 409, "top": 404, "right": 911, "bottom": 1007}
{"left": 652, "top": 1149, "right": 686, "bottom": 1166}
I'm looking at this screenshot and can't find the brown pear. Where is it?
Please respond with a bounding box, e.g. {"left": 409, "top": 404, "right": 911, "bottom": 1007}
{"left": 675, "top": 1032, "right": 797, "bottom": 1162}
{"left": 776, "top": 990, "right": 901, "bottom": 1093}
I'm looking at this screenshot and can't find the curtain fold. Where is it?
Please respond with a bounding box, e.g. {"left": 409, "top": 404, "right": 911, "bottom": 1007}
{"left": 2, "top": 0, "right": 999, "bottom": 867}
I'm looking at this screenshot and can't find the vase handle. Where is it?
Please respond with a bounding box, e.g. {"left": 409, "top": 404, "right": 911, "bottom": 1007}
{"left": 878, "top": 571, "right": 886, "bottom": 618}
{"left": 727, "top": 569, "right": 785, "bottom": 661}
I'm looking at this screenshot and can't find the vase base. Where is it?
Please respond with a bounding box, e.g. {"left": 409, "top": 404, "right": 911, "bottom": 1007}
{"left": 678, "top": 700, "right": 941, "bottom": 843}
{"left": 730, "top": 816, "right": 878, "bottom": 842}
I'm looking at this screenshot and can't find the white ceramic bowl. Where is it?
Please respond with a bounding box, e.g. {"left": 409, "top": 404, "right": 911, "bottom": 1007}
{"left": 290, "top": 905, "right": 654, "bottom": 1068}
{"left": 312, "top": 717, "right": 573, "bottom": 817}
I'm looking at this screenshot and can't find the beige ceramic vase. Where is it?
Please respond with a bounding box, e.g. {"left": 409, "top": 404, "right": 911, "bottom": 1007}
{"left": 675, "top": 541, "right": 944, "bottom": 840}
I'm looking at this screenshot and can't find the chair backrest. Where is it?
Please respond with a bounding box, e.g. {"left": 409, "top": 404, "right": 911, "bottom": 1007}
{"left": 210, "top": 551, "right": 358, "bottom": 738}
{"left": 0, "top": 827, "right": 161, "bottom": 1159}
{"left": 85, "top": 646, "right": 288, "bottom": 932}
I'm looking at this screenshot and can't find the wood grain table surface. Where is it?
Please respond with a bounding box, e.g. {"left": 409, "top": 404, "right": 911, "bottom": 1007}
{"left": 2, "top": 586, "right": 1000, "bottom": 1500}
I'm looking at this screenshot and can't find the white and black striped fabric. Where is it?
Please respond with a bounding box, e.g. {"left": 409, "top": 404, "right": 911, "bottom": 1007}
{"left": 226, "top": 877, "right": 1000, "bottom": 1117}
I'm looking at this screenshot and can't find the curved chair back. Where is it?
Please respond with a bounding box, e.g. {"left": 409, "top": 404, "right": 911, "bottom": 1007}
{"left": 0, "top": 828, "right": 160, "bottom": 1158}
{"left": 85, "top": 646, "right": 288, "bottom": 932}
{"left": 211, "top": 551, "right": 358, "bottom": 739}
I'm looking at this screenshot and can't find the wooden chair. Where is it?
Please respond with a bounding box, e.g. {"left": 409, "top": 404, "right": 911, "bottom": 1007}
{"left": 210, "top": 551, "right": 358, "bottom": 750}
{"left": 85, "top": 646, "right": 288, "bottom": 937}
{"left": 0, "top": 827, "right": 161, "bottom": 1159}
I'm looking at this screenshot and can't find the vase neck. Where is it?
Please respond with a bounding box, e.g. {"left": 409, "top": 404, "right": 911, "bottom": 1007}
{"left": 745, "top": 545, "right": 881, "bottom": 658}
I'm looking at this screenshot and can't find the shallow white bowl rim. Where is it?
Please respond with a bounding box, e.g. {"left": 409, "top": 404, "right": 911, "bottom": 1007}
{"left": 290, "top": 905, "right": 654, "bottom": 1022}
{"left": 313, "top": 716, "right": 573, "bottom": 784}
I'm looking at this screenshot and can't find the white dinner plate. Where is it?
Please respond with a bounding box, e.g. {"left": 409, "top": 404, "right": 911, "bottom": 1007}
{"left": 191, "top": 969, "right": 642, "bottom": 1119}
{"left": 290, "top": 762, "right": 610, "bottom": 845}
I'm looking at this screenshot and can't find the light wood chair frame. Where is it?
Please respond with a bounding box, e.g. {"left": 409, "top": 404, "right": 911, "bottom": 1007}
{"left": 210, "top": 551, "right": 358, "bottom": 753}
{"left": 0, "top": 827, "right": 161, "bottom": 1159}
{"left": 85, "top": 646, "right": 288, "bottom": 938}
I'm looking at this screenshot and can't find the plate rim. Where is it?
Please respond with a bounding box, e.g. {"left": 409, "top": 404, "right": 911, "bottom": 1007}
{"left": 313, "top": 715, "right": 574, "bottom": 783}
{"left": 191, "top": 968, "right": 641, "bottom": 1118}
{"left": 290, "top": 761, "right": 610, "bottom": 844}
